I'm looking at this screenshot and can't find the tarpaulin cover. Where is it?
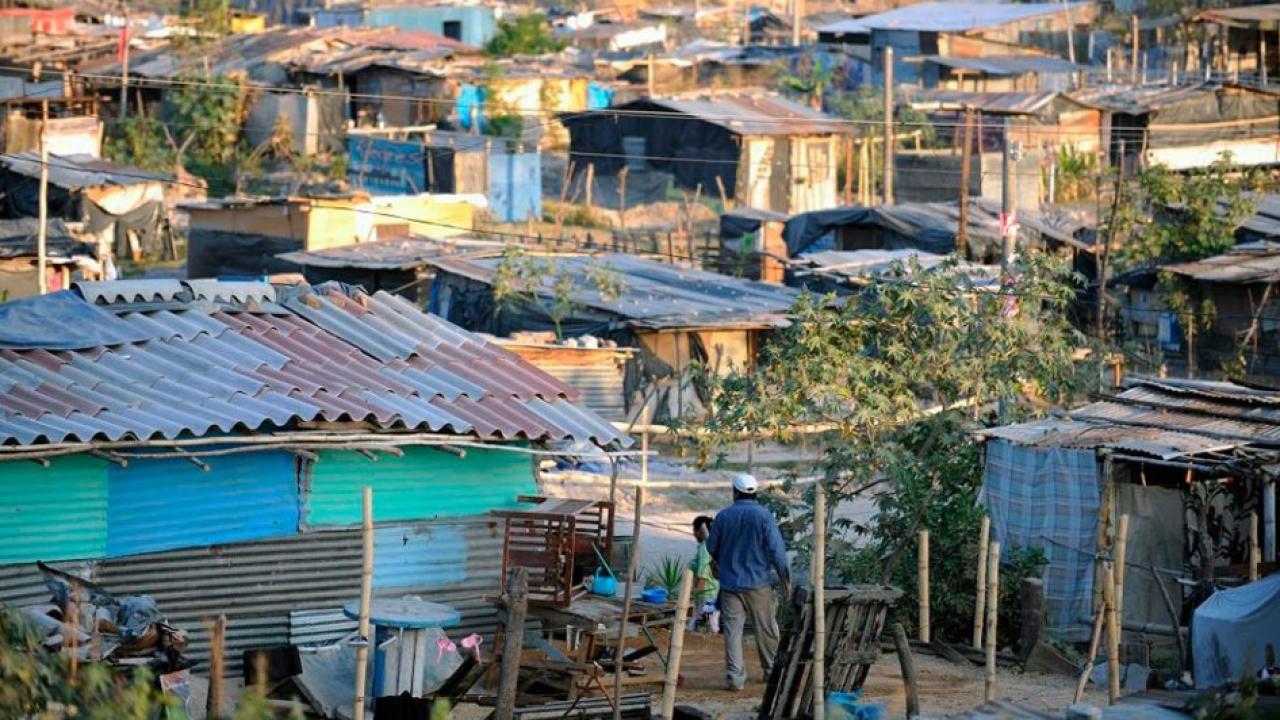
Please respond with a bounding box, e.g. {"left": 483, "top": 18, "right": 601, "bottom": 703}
{"left": 0, "top": 290, "right": 150, "bottom": 349}
{"left": 981, "top": 439, "right": 1100, "bottom": 638}
{"left": 1192, "top": 573, "right": 1280, "bottom": 688}
{"left": 782, "top": 205, "right": 969, "bottom": 257}
{"left": 587, "top": 82, "right": 614, "bottom": 109}
{"left": 187, "top": 230, "right": 302, "bottom": 280}
{"left": 456, "top": 84, "right": 486, "bottom": 133}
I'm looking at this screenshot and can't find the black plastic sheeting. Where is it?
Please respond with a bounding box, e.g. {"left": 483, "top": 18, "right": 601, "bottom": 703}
{"left": 562, "top": 101, "right": 740, "bottom": 197}
{"left": 187, "top": 230, "right": 302, "bottom": 279}
{"left": 0, "top": 290, "right": 151, "bottom": 349}
{"left": 0, "top": 218, "right": 94, "bottom": 259}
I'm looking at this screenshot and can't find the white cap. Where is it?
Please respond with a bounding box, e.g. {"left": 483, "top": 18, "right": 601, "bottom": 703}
{"left": 732, "top": 473, "right": 759, "bottom": 494}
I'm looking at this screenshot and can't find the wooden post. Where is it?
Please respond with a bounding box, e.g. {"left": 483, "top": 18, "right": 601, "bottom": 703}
{"left": 1073, "top": 609, "right": 1106, "bottom": 703}
{"left": 37, "top": 99, "right": 48, "bottom": 295}
{"left": 882, "top": 47, "right": 895, "bottom": 205}
{"left": 843, "top": 138, "right": 853, "bottom": 205}
{"left": 917, "top": 529, "right": 930, "bottom": 643}
{"left": 973, "top": 514, "right": 990, "bottom": 650}
{"left": 353, "top": 487, "right": 374, "bottom": 720}
{"left": 613, "top": 485, "right": 644, "bottom": 720}
{"left": 660, "top": 568, "right": 694, "bottom": 720}
{"left": 495, "top": 567, "right": 529, "bottom": 720}
{"left": 1105, "top": 556, "right": 1120, "bottom": 704}
{"left": 618, "top": 167, "right": 628, "bottom": 231}
{"left": 1250, "top": 511, "right": 1261, "bottom": 582}
{"left": 983, "top": 541, "right": 1001, "bottom": 703}
{"left": 119, "top": 6, "right": 130, "bottom": 120}
{"left": 207, "top": 615, "right": 227, "bottom": 719}
{"left": 647, "top": 53, "right": 656, "bottom": 96}
{"left": 1131, "top": 14, "right": 1139, "bottom": 86}
{"left": 813, "top": 488, "right": 827, "bottom": 720}
{"left": 892, "top": 623, "right": 920, "bottom": 719}
{"left": 1115, "top": 513, "right": 1130, "bottom": 629}
{"left": 957, "top": 108, "right": 974, "bottom": 259}
{"left": 585, "top": 163, "right": 595, "bottom": 216}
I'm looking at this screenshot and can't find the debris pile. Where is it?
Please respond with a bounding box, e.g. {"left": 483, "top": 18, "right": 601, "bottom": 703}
{"left": 20, "top": 562, "right": 191, "bottom": 674}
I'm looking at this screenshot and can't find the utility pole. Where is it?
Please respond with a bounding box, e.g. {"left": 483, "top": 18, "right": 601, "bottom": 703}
{"left": 957, "top": 107, "right": 974, "bottom": 258}
{"left": 1099, "top": 139, "right": 1124, "bottom": 342}
{"left": 1062, "top": 0, "right": 1075, "bottom": 64}
{"left": 1130, "top": 14, "right": 1139, "bottom": 86}
{"left": 119, "top": 2, "right": 130, "bottom": 119}
{"left": 792, "top": 0, "right": 802, "bottom": 46}
{"left": 37, "top": 99, "right": 49, "bottom": 296}
{"left": 1001, "top": 117, "right": 1015, "bottom": 272}
{"left": 882, "top": 46, "right": 894, "bottom": 205}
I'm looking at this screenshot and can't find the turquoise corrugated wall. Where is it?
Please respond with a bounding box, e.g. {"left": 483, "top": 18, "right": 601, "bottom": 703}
{"left": 0, "top": 455, "right": 107, "bottom": 564}
{"left": 306, "top": 446, "right": 534, "bottom": 527}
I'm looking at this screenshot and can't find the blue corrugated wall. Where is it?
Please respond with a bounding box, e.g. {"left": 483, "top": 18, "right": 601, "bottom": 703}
{"left": 488, "top": 151, "right": 542, "bottom": 223}
{"left": 105, "top": 451, "right": 301, "bottom": 558}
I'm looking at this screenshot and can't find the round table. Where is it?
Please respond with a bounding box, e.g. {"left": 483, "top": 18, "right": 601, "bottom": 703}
{"left": 344, "top": 598, "right": 462, "bottom": 697}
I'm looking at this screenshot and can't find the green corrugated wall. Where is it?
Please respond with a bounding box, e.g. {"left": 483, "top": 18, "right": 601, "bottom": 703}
{"left": 0, "top": 455, "right": 108, "bottom": 564}
{"left": 305, "top": 446, "right": 535, "bottom": 527}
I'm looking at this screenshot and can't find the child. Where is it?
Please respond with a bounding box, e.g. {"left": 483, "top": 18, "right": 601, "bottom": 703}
{"left": 688, "top": 515, "right": 720, "bottom": 633}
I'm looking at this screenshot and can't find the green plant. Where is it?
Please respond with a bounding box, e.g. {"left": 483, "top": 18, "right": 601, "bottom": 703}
{"left": 490, "top": 246, "right": 626, "bottom": 339}
{"left": 645, "top": 555, "right": 687, "bottom": 594}
{"left": 1050, "top": 144, "right": 1098, "bottom": 203}
{"left": 486, "top": 13, "right": 567, "bottom": 56}
{"left": 686, "top": 254, "right": 1097, "bottom": 648}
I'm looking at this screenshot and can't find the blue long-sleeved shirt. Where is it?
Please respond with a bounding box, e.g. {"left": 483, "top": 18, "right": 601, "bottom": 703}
{"left": 705, "top": 498, "right": 791, "bottom": 592}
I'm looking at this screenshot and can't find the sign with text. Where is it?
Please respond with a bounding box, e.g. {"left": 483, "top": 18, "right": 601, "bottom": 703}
{"left": 347, "top": 135, "right": 426, "bottom": 195}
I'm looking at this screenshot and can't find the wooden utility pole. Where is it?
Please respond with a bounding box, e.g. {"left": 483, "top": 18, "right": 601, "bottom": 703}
{"left": 495, "top": 568, "right": 529, "bottom": 720}
{"left": 1001, "top": 117, "right": 1015, "bottom": 272}
{"left": 957, "top": 108, "right": 974, "bottom": 258}
{"left": 37, "top": 99, "right": 48, "bottom": 296}
{"left": 119, "top": 3, "right": 130, "bottom": 120}
{"left": 353, "top": 487, "right": 374, "bottom": 720}
{"left": 882, "top": 46, "right": 894, "bottom": 205}
{"left": 613, "top": 484, "right": 645, "bottom": 720}
{"left": 1131, "top": 14, "right": 1139, "bottom": 85}
{"left": 812, "top": 488, "right": 827, "bottom": 720}
{"left": 207, "top": 615, "right": 227, "bottom": 719}
{"left": 1099, "top": 139, "right": 1124, "bottom": 341}
{"left": 791, "top": 0, "right": 802, "bottom": 46}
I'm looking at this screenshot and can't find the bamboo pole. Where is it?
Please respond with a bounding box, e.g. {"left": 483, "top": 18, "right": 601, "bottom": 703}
{"left": 1115, "top": 514, "right": 1130, "bottom": 629}
{"left": 1250, "top": 511, "right": 1260, "bottom": 582}
{"left": 1073, "top": 609, "right": 1106, "bottom": 703}
{"left": 1104, "top": 557, "right": 1120, "bottom": 704}
{"left": 353, "top": 487, "right": 374, "bottom": 720}
{"left": 918, "top": 529, "right": 930, "bottom": 643}
{"left": 892, "top": 623, "right": 920, "bottom": 719}
{"left": 661, "top": 568, "right": 694, "bottom": 720}
{"left": 207, "top": 615, "right": 227, "bottom": 719}
{"left": 973, "top": 515, "right": 990, "bottom": 650}
{"left": 983, "top": 541, "right": 1001, "bottom": 703}
{"left": 813, "top": 488, "right": 827, "bottom": 720}
{"left": 613, "top": 484, "right": 644, "bottom": 720}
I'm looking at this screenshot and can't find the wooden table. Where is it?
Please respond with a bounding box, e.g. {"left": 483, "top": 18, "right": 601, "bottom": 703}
{"left": 343, "top": 598, "right": 461, "bottom": 698}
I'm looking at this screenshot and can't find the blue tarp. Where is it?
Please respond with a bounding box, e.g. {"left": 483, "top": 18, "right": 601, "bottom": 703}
{"left": 347, "top": 136, "right": 427, "bottom": 195}
{"left": 456, "top": 84, "right": 486, "bottom": 133}
{"left": 1193, "top": 573, "right": 1280, "bottom": 688}
{"left": 587, "top": 82, "right": 614, "bottom": 110}
{"left": 981, "top": 439, "right": 1100, "bottom": 638}
{"left": 0, "top": 291, "right": 150, "bottom": 349}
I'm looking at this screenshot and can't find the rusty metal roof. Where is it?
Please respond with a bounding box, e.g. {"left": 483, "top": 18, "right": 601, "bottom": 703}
{"left": 0, "top": 281, "right": 628, "bottom": 448}
{"left": 980, "top": 377, "right": 1280, "bottom": 460}
{"left": 817, "top": 1, "right": 1088, "bottom": 34}
{"left": 1195, "top": 4, "right": 1280, "bottom": 27}
{"left": 278, "top": 236, "right": 504, "bottom": 270}
{"left": 905, "top": 88, "right": 1060, "bottom": 116}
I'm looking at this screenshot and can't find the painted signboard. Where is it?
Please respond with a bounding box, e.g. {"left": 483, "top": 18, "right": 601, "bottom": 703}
{"left": 348, "top": 135, "right": 427, "bottom": 195}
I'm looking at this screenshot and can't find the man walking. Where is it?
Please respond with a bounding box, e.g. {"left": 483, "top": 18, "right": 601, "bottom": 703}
{"left": 705, "top": 473, "right": 792, "bottom": 690}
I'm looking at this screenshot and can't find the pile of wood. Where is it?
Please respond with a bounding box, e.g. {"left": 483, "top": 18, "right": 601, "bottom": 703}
{"left": 759, "top": 585, "right": 902, "bottom": 720}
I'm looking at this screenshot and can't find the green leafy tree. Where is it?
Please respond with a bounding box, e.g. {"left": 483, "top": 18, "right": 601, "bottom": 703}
{"left": 491, "top": 246, "right": 626, "bottom": 339}
{"left": 486, "top": 14, "right": 567, "bottom": 56}
{"left": 690, "top": 255, "right": 1092, "bottom": 647}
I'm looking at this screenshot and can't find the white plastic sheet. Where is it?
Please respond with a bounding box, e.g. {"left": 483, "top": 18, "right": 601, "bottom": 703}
{"left": 1192, "top": 573, "right": 1280, "bottom": 688}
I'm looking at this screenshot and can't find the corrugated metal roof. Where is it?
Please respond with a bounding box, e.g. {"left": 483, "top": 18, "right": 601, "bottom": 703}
{"left": 0, "top": 281, "right": 629, "bottom": 448}
{"left": 620, "top": 94, "right": 849, "bottom": 136}
{"left": 429, "top": 252, "right": 801, "bottom": 329}
{"left": 0, "top": 152, "right": 169, "bottom": 190}
{"left": 817, "top": 1, "right": 1088, "bottom": 34}
{"left": 278, "top": 236, "right": 504, "bottom": 270}
{"left": 1195, "top": 4, "right": 1280, "bottom": 27}
{"left": 1065, "top": 83, "right": 1219, "bottom": 114}
{"left": 981, "top": 377, "right": 1280, "bottom": 460}
{"left": 1163, "top": 247, "right": 1280, "bottom": 283}
{"left": 793, "top": 249, "right": 1000, "bottom": 287}
{"left": 922, "top": 55, "right": 1079, "bottom": 76}
{"left": 905, "top": 89, "right": 1060, "bottom": 116}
